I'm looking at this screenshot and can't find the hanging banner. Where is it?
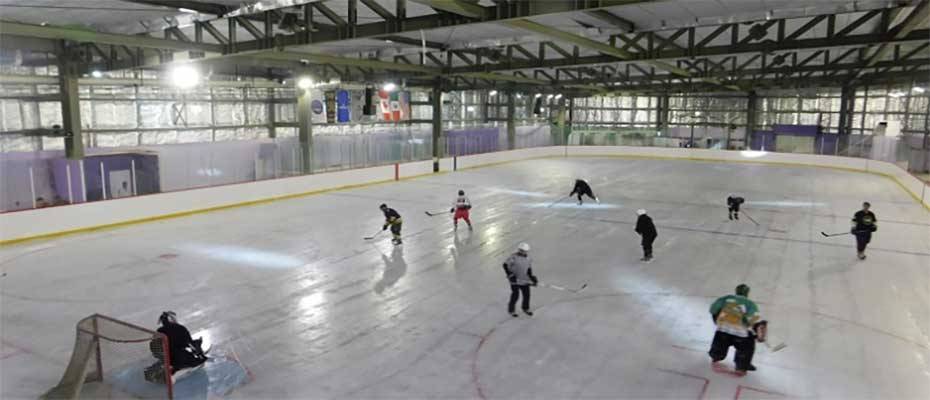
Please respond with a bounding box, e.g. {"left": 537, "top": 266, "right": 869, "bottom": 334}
{"left": 336, "top": 90, "right": 351, "bottom": 123}
{"left": 324, "top": 90, "right": 336, "bottom": 124}
{"left": 379, "top": 90, "right": 410, "bottom": 122}
{"left": 378, "top": 90, "right": 393, "bottom": 121}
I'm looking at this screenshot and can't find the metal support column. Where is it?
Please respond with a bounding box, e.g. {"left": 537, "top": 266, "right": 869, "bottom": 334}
{"left": 657, "top": 93, "right": 670, "bottom": 134}
{"left": 507, "top": 91, "right": 516, "bottom": 150}
{"left": 268, "top": 90, "right": 277, "bottom": 139}
{"left": 297, "top": 87, "right": 313, "bottom": 173}
{"left": 838, "top": 85, "right": 854, "bottom": 136}
{"left": 746, "top": 91, "right": 758, "bottom": 149}
{"left": 431, "top": 80, "right": 442, "bottom": 172}
{"left": 59, "top": 58, "right": 83, "bottom": 159}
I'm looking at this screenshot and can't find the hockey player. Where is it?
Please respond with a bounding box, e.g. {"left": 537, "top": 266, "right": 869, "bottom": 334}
{"left": 851, "top": 202, "right": 877, "bottom": 260}
{"left": 503, "top": 243, "right": 538, "bottom": 317}
{"left": 635, "top": 209, "right": 657, "bottom": 261}
{"left": 146, "top": 311, "right": 207, "bottom": 382}
{"left": 450, "top": 189, "right": 473, "bottom": 230}
{"left": 727, "top": 195, "right": 745, "bottom": 220}
{"left": 380, "top": 203, "right": 403, "bottom": 245}
{"left": 708, "top": 284, "right": 767, "bottom": 376}
{"left": 569, "top": 179, "right": 599, "bottom": 205}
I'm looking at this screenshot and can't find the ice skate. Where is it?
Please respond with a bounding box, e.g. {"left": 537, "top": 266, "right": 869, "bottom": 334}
{"left": 510, "top": 312, "right": 519, "bottom": 317}
{"left": 468, "top": 224, "right": 473, "bottom": 231}
{"left": 858, "top": 252, "right": 866, "bottom": 260}
{"left": 523, "top": 309, "right": 533, "bottom": 317}
{"left": 729, "top": 213, "right": 733, "bottom": 220}
{"left": 392, "top": 238, "right": 402, "bottom": 245}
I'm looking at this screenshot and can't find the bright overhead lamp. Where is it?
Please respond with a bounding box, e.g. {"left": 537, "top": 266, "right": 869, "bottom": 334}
{"left": 297, "top": 77, "right": 313, "bottom": 89}
{"left": 554, "top": 94, "right": 563, "bottom": 99}
{"left": 546, "top": 94, "right": 554, "bottom": 99}
{"left": 382, "top": 82, "right": 397, "bottom": 92}
{"left": 912, "top": 87, "right": 925, "bottom": 93}
{"left": 169, "top": 65, "right": 200, "bottom": 89}
{"left": 488, "top": 90, "right": 498, "bottom": 96}
{"left": 888, "top": 91, "right": 906, "bottom": 98}
{"left": 90, "top": 70, "right": 103, "bottom": 78}
{"left": 534, "top": 93, "right": 542, "bottom": 98}
{"left": 178, "top": 7, "right": 198, "bottom": 14}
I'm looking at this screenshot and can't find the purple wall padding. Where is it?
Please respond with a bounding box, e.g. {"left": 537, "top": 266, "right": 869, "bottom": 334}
{"left": 772, "top": 124, "right": 820, "bottom": 136}
{"left": 750, "top": 131, "right": 776, "bottom": 151}
{"left": 445, "top": 127, "right": 500, "bottom": 156}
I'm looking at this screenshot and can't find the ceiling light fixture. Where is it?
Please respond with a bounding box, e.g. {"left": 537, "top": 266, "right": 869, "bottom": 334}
{"left": 383, "top": 82, "right": 397, "bottom": 92}
{"left": 178, "top": 8, "right": 198, "bottom": 14}
{"left": 297, "top": 77, "right": 313, "bottom": 89}
{"left": 169, "top": 65, "right": 200, "bottom": 89}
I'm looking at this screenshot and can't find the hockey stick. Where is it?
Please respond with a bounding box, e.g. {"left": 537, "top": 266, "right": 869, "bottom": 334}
{"left": 742, "top": 210, "right": 760, "bottom": 226}
{"left": 821, "top": 229, "right": 866, "bottom": 237}
{"left": 764, "top": 339, "right": 787, "bottom": 352}
{"left": 363, "top": 230, "right": 383, "bottom": 240}
{"left": 820, "top": 231, "right": 849, "bottom": 237}
{"left": 540, "top": 282, "right": 588, "bottom": 293}
{"left": 424, "top": 210, "right": 449, "bottom": 216}
{"left": 547, "top": 195, "right": 570, "bottom": 208}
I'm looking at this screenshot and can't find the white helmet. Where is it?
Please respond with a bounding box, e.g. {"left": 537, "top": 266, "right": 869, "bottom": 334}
{"left": 517, "top": 243, "right": 530, "bottom": 252}
{"left": 636, "top": 209, "right": 647, "bottom": 215}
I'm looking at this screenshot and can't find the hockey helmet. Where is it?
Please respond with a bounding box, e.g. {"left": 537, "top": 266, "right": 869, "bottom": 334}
{"left": 379, "top": 203, "right": 387, "bottom": 209}
{"left": 517, "top": 243, "right": 530, "bottom": 253}
{"left": 458, "top": 190, "right": 465, "bottom": 196}
{"left": 636, "top": 209, "right": 647, "bottom": 216}
{"left": 159, "top": 311, "right": 177, "bottom": 325}
{"left": 735, "top": 284, "right": 750, "bottom": 297}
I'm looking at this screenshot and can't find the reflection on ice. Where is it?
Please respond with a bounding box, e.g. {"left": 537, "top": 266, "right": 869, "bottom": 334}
{"left": 746, "top": 200, "right": 827, "bottom": 208}
{"left": 488, "top": 188, "right": 553, "bottom": 198}
{"left": 521, "top": 203, "right": 622, "bottom": 209}
{"left": 179, "top": 244, "right": 303, "bottom": 269}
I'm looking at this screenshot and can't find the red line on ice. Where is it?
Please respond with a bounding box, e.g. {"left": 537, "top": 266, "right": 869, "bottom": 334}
{"left": 470, "top": 327, "right": 495, "bottom": 400}
{"left": 656, "top": 368, "right": 710, "bottom": 400}
{"left": 734, "top": 384, "right": 786, "bottom": 399}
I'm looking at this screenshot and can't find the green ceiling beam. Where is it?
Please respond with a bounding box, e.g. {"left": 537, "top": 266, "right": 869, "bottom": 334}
{"left": 240, "top": 51, "right": 441, "bottom": 74}
{"left": 409, "top": 0, "right": 486, "bottom": 19}
{"left": 503, "top": 18, "right": 749, "bottom": 91}
{"left": 453, "top": 72, "right": 549, "bottom": 85}
{"left": 0, "top": 21, "right": 224, "bottom": 53}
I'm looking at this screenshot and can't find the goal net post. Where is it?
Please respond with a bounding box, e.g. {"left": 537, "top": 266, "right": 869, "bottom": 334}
{"left": 42, "top": 314, "right": 174, "bottom": 399}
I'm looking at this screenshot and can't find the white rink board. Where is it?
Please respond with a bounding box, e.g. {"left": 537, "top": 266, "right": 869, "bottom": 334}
{"left": 1, "top": 155, "right": 929, "bottom": 399}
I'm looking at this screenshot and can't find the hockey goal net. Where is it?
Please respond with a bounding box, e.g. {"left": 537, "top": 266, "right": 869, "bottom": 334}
{"left": 42, "top": 314, "right": 174, "bottom": 399}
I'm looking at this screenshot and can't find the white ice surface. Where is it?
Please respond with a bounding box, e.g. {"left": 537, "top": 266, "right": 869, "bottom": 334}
{"left": 2, "top": 157, "right": 929, "bottom": 399}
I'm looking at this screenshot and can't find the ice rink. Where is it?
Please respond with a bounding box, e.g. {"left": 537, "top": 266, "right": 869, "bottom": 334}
{"left": 2, "top": 157, "right": 929, "bottom": 399}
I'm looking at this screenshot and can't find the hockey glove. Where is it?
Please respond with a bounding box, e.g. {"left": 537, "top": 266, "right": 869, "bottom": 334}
{"left": 466, "top": 205, "right": 472, "bottom": 210}
{"left": 530, "top": 276, "right": 538, "bottom": 286}
{"left": 382, "top": 225, "right": 388, "bottom": 231}
{"left": 869, "top": 225, "right": 877, "bottom": 232}
{"left": 752, "top": 320, "right": 768, "bottom": 342}
{"left": 450, "top": 208, "right": 455, "bottom": 213}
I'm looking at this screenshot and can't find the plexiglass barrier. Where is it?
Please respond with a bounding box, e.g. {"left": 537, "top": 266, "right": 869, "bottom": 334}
{"left": 0, "top": 123, "right": 556, "bottom": 212}
{"left": 3, "top": 123, "right": 923, "bottom": 213}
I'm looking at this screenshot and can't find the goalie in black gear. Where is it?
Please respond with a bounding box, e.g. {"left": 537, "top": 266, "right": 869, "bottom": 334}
{"left": 570, "top": 179, "right": 598, "bottom": 205}
{"left": 145, "top": 311, "right": 207, "bottom": 382}
{"left": 727, "top": 195, "right": 745, "bottom": 220}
